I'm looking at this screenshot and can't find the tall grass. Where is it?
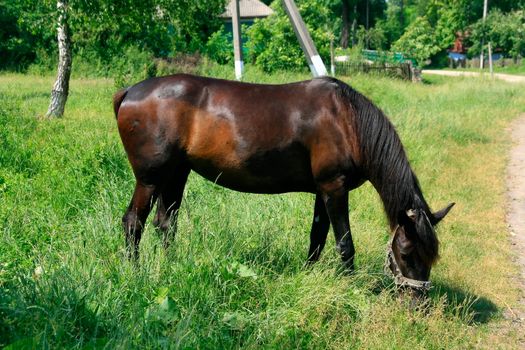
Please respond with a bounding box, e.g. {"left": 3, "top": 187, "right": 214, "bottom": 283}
{"left": 0, "top": 71, "right": 524, "bottom": 349}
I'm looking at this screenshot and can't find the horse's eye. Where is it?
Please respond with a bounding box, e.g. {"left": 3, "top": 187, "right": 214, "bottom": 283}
{"left": 398, "top": 243, "right": 414, "bottom": 255}
{"left": 400, "top": 252, "right": 410, "bottom": 261}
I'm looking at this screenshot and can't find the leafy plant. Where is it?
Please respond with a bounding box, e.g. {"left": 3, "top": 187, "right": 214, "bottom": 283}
{"left": 205, "top": 28, "right": 233, "bottom": 65}
{"left": 392, "top": 16, "right": 439, "bottom": 66}
{"left": 112, "top": 46, "right": 156, "bottom": 88}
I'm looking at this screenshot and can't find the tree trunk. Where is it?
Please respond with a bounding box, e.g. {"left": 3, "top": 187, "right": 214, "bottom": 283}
{"left": 365, "top": 0, "right": 369, "bottom": 49}
{"left": 399, "top": 0, "right": 404, "bottom": 29}
{"left": 351, "top": 3, "right": 357, "bottom": 47}
{"left": 46, "top": 0, "right": 72, "bottom": 118}
{"left": 340, "top": 0, "right": 350, "bottom": 49}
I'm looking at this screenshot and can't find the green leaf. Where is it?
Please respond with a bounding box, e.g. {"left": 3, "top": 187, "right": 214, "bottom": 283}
{"left": 155, "top": 286, "right": 169, "bottom": 304}
{"left": 237, "top": 263, "right": 258, "bottom": 279}
{"left": 222, "top": 311, "right": 249, "bottom": 331}
{"left": 227, "top": 261, "right": 258, "bottom": 279}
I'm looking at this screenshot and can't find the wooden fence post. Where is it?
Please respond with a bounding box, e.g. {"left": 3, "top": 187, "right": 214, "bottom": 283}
{"left": 409, "top": 61, "right": 421, "bottom": 83}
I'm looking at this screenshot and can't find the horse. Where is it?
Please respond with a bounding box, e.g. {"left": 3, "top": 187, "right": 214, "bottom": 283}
{"left": 113, "top": 74, "right": 454, "bottom": 298}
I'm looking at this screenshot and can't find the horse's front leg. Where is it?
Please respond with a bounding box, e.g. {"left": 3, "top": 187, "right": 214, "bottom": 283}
{"left": 307, "top": 193, "right": 330, "bottom": 263}
{"left": 319, "top": 176, "right": 355, "bottom": 271}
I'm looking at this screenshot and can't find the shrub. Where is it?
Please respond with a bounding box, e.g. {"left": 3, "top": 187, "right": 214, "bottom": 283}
{"left": 155, "top": 53, "right": 203, "bottom": 76}
{"left": 205, "top": 28, "right": 233, "bottom": 65}
{"left": 112, "top": 46, "right": 157, "bottom": 88}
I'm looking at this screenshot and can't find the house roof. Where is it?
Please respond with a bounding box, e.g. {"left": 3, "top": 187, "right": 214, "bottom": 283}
{"left": 220, "top": 0, "right": 273, "bottom": 19}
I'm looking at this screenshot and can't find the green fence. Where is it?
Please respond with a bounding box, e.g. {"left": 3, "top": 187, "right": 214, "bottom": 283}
{"left": 361, "top": 50, "right": 417, "bottom": 67}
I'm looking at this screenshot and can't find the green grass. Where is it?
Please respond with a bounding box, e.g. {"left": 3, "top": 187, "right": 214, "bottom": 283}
{"left": 1, "top": 70, "right": 524, "bottom": 349}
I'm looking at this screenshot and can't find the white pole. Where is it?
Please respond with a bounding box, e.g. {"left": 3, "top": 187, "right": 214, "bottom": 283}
{"left": 480, "top": 0, "right": 488, "bottom": 69}
{"left": 330, "top": 36, "right": 335, "bottom": 76}
{"left": 232, "top": 0, "right": 244, "bottom": 80}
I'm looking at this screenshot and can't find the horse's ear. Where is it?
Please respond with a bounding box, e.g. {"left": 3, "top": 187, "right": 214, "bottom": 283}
{"left": 432, "top": 202, "right": 455, "bottom": 225}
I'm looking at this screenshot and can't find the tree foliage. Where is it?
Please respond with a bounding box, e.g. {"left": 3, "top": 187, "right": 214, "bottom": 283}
{"left": 0, "top": 0, "right": 226, "bottom": 71}
{"left": 374, "top": 0, "right": 406, "bottom": 47}
{"left": 2, "top": 0, "right": 525, "bottom": 73}
{"left": 468, "top": 9, "right": 525, "bottom": 60}
{"left": 391, "top": 16, "right": 439, "bottom": 65}
{"left": 246, "top": 0, "right": 334, "bottom": 72}
{"left": 70, "top": 0, "right": 226, "bottom": 59}
{"left": 0, "top": 0, "right": 56, "bottom": 69}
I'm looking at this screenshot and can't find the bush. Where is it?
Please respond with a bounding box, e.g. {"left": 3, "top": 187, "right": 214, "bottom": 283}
{"left": 112, "top": 46, "right": 157, "bottom": 88}
{"left": 205, "top": 28, "right": 233, "bottom": 65}
{"left": 155, "top": 54, "right": 203, "bottom": 77}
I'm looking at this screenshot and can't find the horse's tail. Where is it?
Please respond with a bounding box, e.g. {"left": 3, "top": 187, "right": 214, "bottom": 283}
{"left": 113, "top": 88, "right": 128, "bottom": 119}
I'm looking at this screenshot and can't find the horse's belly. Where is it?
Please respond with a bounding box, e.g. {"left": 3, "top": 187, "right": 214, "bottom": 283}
{"left": 188, "top": 156, "right": 316, "bottom": 194}
{"left": 185, "top": 124, "right": 316, "bottom": 192}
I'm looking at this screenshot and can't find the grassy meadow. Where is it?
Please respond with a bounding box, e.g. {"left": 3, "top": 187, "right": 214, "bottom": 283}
{"left": 1, "top": 68, "right": 524, "bottom": 349}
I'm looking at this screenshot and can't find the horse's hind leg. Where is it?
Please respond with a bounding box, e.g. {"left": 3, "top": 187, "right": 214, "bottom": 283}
{"left": 122, "top": 182, "right": 157, "bottom": 261}
{"left": 153, "top": 165, "right": 190, "bottom": 250}
{"left": 307, "top": 193, "right": 330, "bottom": 263}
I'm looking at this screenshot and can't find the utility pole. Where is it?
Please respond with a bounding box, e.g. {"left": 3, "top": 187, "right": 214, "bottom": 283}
{"left": 330, "top": 36, "right": 335, "bottom": 76}
{"left": 480, "top": 0, "right": 488, "bottom": 69}
{"left": 282, "top": 0, "right": 327, "bottom": 77}
{"left": 232, "top": 0, "right": 244, "bottom": 80}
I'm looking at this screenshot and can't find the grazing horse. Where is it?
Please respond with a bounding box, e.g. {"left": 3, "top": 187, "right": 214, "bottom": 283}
{"left": 113, "top": 74, "right": 453, "bottom": 296}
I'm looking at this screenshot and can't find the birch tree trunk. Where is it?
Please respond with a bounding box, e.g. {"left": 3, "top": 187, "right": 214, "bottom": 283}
{"left": 46, "top": 0, "right": 72, "bottom": 118}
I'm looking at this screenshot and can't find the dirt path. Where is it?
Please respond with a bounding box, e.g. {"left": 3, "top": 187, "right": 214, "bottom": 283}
{"left": 505, "top": 115, "right": 525, "bottom": 336}
{"left": 423, "top": 69, "right": 525, "bottom": 84}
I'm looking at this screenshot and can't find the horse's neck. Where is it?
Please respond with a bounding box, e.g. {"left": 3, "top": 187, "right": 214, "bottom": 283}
{"left": 366, "top": 160, "right": 429, "bottom": 230}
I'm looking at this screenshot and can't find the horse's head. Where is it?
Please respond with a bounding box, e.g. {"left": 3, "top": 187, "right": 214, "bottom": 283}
{"left": 386, "top": 203, "right": 455, "bottom": 302}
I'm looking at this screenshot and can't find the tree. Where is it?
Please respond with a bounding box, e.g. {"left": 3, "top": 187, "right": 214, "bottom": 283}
{"left": 433, "top": 3, "right": 465, "bottom": 50}
{"left": 356, "top": 25, "right": 386, "bottom": 49}
{"left": 392, "top": 16, "right": 439, "bottom": 66}
{"left": 468, "top": 9, "right": 525, "bottom": 61}
{"left": 46, "top": 0, "right": 71, "bottom": 118}
{"left": 340, "top": 0, "right": 350, "bottom": 48}
{"left": 374, "top": 0, "right": 405, "bottom": 47}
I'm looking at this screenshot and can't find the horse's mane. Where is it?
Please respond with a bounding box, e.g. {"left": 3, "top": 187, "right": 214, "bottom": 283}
{"left": 319, "top": 77, "right": 439, "bottom": 265}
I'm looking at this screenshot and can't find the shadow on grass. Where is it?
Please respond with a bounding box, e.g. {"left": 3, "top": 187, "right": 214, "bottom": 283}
{"left": 369, "top": 273, "right": 499, "bottom": 324}
{"left": 431, "top": 282, "right": 499, "bottom": 324}
{"left": 19, "top": 91, "right": 49, "bottom": 100}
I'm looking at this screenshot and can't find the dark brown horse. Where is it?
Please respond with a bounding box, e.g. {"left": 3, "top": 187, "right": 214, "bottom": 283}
{"left": 113, "top": 74, "right": 453, "bottom": 296}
